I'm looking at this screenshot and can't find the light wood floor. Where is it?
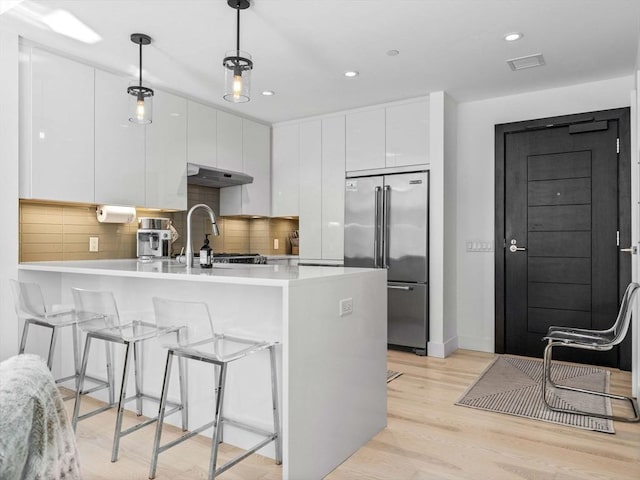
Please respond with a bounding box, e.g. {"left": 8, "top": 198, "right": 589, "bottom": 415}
{"left": 67, "top": 349, "right": 640, "bottom": 479}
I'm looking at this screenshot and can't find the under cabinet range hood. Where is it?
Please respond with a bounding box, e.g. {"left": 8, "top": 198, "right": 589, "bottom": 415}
{"left": 187, "top": 163, "right": 253, "bottom": 188}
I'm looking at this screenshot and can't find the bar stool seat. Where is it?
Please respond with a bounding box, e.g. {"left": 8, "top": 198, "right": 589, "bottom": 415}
{"left": 71, "top": 288, "right": 187, "bottom": 463}
{"left": 149, "top": 297, "right": 282, "bottom": 480}
{"left": 10, "top": 279, "right": 111, "bottom": 401}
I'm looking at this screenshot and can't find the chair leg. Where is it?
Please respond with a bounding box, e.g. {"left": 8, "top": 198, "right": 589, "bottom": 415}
{"left": 133, "top": 340, "right": 143, "bottom": 416}
{"left": 73, "top": 334, "right": 93, "bottom": 431}
{"left": 106, "top": 342, "right": 115, "bottom": 406}
{"left": 178, "top": 355, "right": 188, "bottom": 431}
{"left": 47, "top": 326, "right": 59, "bottom": 370}
{"left": 149, "top": 350, "right": 174, "bottom": 480}
{"left": 208, "top": 363, "right": 228, "bottom": 480}
{"left": 111, "top": 341, "right": 132, "bottom": 462}
{"left": 269, "top": 345, "right": 282, "bottom": 465}
{"left": 72, "top": 323, "right": 80, "bottom": 392}
{"left": 542, "top": 341, "right": 640, "bottom": 423}
{"left": 19, "top": 319, "right": 31, "bottom": 354}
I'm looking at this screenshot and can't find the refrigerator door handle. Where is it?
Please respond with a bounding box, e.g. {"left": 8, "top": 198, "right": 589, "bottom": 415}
{"left": 374, "top": 186, "right": 382, "bottom": 268}
{"left": 382, "top": 185, "right": 391, "bottom": 268}
{"left": 388, "top": 285, "right": 414, "bottom": 291}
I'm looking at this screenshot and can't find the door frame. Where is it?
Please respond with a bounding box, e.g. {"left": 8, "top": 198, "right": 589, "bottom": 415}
{"left": 494, "top": 107, "right": 631, "bottom": 355}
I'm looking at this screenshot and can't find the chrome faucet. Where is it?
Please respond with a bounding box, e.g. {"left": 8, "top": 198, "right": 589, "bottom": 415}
{"left": 185, "top": 203, "right": 220, "bottom": 268}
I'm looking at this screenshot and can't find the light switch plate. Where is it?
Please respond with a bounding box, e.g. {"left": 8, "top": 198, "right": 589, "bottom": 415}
{"left": 89, "top": 237, "right": 99, "bottom": 252}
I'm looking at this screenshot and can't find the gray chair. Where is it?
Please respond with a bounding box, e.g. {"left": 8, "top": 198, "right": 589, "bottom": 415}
{"left": 148, "top": 297, "right": 281, "bottom": 480}
{"left": 542, "top": 282, "right": 640, "bottom": 423}
{"left": 71, "top": 288, "right": 186, "bottom": 463}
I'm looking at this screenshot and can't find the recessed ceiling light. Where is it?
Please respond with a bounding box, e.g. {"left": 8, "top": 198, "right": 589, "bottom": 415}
{"left": 386, "top": 49, "right": 400, "bottom": 56}
{"left": 344, "top": 71, "right": 359, "bottom": 78}
{"left": 41, "top": 10, "right": 101, "bottom": 44}
{"left": 261, "top": 90, "right": 275, "bottom": 96}
{"left": 504, "top": 32, "right": 523, "bottom": 42}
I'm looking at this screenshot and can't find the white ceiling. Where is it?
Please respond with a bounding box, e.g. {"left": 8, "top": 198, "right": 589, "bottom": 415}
{"left": 2, "top": 0, "right": 640, "bottom": 124}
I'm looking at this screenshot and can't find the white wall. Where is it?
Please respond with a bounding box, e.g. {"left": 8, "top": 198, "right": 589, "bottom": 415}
{"left": 455, "top": 75, "right": 635, "bottom": 353}
{"left": 0, "top": 30, "right": 20, "bottom": 361}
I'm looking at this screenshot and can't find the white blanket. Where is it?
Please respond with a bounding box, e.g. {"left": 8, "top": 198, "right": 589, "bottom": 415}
{"left": 0, "top": 354, "right": 81, "bottom": 479}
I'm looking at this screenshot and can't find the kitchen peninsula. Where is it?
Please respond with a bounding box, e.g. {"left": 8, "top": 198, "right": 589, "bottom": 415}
{"left": 18, "top": 259, "right": 387, "bottom": 480}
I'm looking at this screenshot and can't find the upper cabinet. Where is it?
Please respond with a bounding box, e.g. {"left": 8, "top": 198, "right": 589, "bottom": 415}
{"left": 345, "top": 109, "right": 385, "bottom": 171}
{"left": 321, "top": 116, "right": 345, "bottom": 261}
{"left": 20, "top": 47, "right": 95, "bottom": 203}
{"left": 220, "top": 119, "right": 271, "bottom": 216}
{"left": 187, "top": 100, "right": 217, "bottom": 168}
{"left": 217, "top": 110, "right": 243, "bottom": 172}
{"left": 298, "top": 120, "right": 322, "bottom": 259}
{"left": 94, "top": 70, "right": 146, "bottom": 206}
{"left": 345, "top": 99, "right": 429, "bottom": 172}
{"left": 145, "top": 91, "right": 188, "bottom": 210}
{"left": 271, "top": 124, "right": 300, "bottom": 217}
{"left": 386, "top": 100, "right": 429, "bottom": 167}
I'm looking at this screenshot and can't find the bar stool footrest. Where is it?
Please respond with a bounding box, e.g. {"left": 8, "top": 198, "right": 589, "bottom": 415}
{"left": 214, "top": 434, "right": 279, "bottom": 477}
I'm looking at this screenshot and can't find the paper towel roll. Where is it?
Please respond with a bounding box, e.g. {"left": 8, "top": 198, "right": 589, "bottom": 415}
{"left": 96, "top": 205, "right": 136, "bottom": 224}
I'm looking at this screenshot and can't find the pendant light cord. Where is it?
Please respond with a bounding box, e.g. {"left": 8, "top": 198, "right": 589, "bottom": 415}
{"left": 236, "top": 7, "right": 240, "bottom": 55}
{"left": 138, "top": 40, "right": 143, "bottom": 87}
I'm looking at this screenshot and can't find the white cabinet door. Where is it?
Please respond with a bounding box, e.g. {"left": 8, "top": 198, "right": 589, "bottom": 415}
{"left": 220, "top": 119, "right": 271, "bottom": 216}
{"left": 322, "top": 116, "right": 345, "bottom": 260}
{"left": 187, "top": 100, "right": 217, "bottom": 168}
{"left": 216, "top": 110, "right": 243, "bottom": 172}
{"left": 345, "top": 108, "right": 385, "bottom": 171}
{"left": 271, "top": 124, "right": 299, "bottom": 217}
{"left": 145, "top": 90, "right": 187, "bottom": 210}
{"left": 386, "top": 100, "right": 429, "bottom": 167}
{"left": 25, "top": 48, "right": 94, "bottom": 203}
{"left": 298, "top": 120, "right": 322, "bottom": 260}
{"left": 94, "top": 70, "right": 145, "bottom": 206}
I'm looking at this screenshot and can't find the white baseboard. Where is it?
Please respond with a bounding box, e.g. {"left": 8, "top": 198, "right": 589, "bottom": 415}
{"left": 427, "top": 336, "right": 458, "bottom": 358}
{"left": 457, "top": 336, "right": 494, "bottom": 353}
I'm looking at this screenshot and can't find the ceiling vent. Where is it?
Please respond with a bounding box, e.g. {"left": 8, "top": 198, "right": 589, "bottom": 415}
{"left": 507, "top": 53, "right": 546, "bottom": 71}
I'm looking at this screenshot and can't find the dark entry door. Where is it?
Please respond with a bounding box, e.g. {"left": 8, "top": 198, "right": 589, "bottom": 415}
{"left": 496, "top": 108, "right": 631, "bottom": 369}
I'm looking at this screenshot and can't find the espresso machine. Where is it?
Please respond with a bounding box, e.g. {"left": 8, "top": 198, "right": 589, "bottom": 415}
{"left": 137, "top": 217, "right": 171, "bottom": 259}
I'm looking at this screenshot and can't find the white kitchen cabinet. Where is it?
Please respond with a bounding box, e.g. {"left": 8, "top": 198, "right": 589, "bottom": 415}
{"left": 271, "top": 124, "right": 299, "bottom": 217}
{"left": 187, "top": 100, "right": 217, "bottom": 168}
{"left": 220, "top": 119, "right": 271, "bottom": 216}
{"left": 145, "top": 90, "right": 187, "bottom": 210}
{"left": 94, "top": 70, "right": 146, "bottom": 206}
{"left": 20, "top": 47, "right": 95, "bottom": 203}
{"left": 321, "top": 116, "right": 345, "bottom": 260}
{"left": 345, "top": 108, "right": 385, "bottom": 171}
{"left": 298, "top": 120, "right": 322, "bottom": 260}
{"left": 216, "top": 110, "right": 243, "bottom": 172}
{"left": 386, "top": 100, "right": 429, "bottom": 167}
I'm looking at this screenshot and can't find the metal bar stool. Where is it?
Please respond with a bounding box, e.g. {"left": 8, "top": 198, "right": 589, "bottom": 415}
{"left": 10, "top": 279, "right": 112, "bottom": 401}
{"left": 542, "top": 282, "right": 640, "bottom": 422}
{"left": 148, "top": 297, "right": 282, "bottom": 480}
{"left": 71, "top": 288, "right": 187, "bottom": 462}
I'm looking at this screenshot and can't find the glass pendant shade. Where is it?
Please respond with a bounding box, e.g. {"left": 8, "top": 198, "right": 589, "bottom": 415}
{"left": 127, "top": 83, "right": 153, "bottom": 124}
{"left": 223, "top": 50, "right": 252, "bottom": 103}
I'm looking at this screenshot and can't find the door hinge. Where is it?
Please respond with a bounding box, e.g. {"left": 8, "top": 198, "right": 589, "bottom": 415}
{"left": 617, "top": 138, "right": 620, "bottom": 154}
{"left": 617, "top": 230, "right": 620, "bottom": 247}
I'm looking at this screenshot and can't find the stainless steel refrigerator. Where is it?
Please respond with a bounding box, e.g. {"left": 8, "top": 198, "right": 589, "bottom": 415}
{"left": 344, "top": 171, "right": 429, "bottom": 355}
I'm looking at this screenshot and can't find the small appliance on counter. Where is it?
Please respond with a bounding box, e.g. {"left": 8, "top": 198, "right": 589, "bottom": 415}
{"left": 137, "top": 217, "right": 171, "bottom": 260}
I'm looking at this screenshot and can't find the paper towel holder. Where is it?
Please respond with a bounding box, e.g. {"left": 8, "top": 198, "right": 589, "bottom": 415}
{"left": 96, "top": 205, "right": 137, "bottom": 224}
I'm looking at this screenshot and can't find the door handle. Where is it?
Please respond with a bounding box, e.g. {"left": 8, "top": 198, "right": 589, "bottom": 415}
{"left": 388, "top": 285, "right": 414, "bottom": 291}
{"left": 509, "top": 245, "right": 527, "bottom": 253}
{"left": 374, "top": 187, "right": 382, "bottom": 268}
{"left": 382, "top": 185, "right": 391, "bottom": 268}
{"left": 620, "top": 246, "right": 637, "bottom": 254}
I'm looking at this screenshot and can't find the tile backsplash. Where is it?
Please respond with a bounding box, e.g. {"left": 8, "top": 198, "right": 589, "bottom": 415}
{"left": 19, "top": 186, "right": 299, "bottom": 262}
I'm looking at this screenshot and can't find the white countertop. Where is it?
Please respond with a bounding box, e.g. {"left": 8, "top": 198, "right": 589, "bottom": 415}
{"left": 18, "top": 259, "right": 379, "bottom": 287}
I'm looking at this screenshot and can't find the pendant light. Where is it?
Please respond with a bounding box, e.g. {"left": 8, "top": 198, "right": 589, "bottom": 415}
{"left": 127, "top": 33, "right": 154, "bottom": 124}
{"left": 223, "top": 0, "right": 253, "bottom": 103}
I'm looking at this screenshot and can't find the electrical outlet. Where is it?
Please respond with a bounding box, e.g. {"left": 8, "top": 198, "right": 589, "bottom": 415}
{"left": 89, "top": 237, "right": 99, "bottom": 252}
{"left": 339, "top": 298, "right": 353, "bottom": 317}
{"left": 273, "top": 238, "right": 279, "bottom": 250}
